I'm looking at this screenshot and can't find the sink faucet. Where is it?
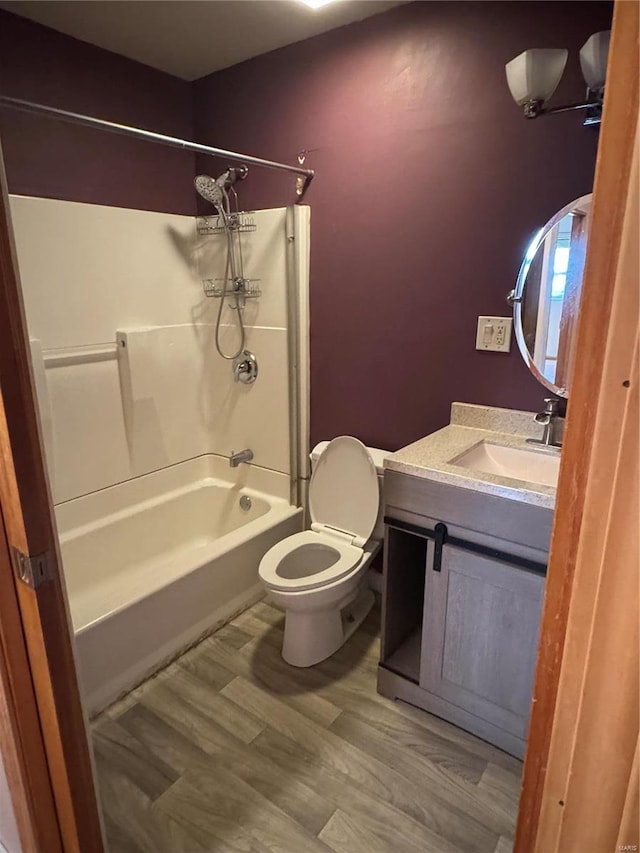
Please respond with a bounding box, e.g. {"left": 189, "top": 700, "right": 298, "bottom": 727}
{"left": 527, "top": 398, "right": 563, "bottom": 448}
{"left": 229, "top": 449, "right": 254, "bottom": 468}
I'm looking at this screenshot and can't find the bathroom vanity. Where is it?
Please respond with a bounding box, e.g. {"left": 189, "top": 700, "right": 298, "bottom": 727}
{"left": 377, "top": 403, "right": 558, "bottom": 759}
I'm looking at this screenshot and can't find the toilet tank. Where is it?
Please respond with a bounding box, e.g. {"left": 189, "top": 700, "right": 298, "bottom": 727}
{"left": 310, "top": 440, "right": 390, "bottom": 542}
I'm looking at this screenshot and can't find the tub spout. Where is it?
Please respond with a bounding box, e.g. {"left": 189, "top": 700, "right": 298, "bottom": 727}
{"left": 230, "top": 449, "right": 253, "bottom": 468}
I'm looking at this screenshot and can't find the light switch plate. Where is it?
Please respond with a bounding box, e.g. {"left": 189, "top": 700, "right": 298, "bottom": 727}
{"left": 476, "top": 316, "right": 513, "bottom": 352}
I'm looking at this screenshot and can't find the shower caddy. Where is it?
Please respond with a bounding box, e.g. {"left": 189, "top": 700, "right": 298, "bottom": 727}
{"left": 198, "top": 211, "right": 262, "bottom": 305}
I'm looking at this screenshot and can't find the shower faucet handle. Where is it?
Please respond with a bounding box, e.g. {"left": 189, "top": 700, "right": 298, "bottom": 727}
{"left": 233, "top": 350, "right": 258, "bottom": 384}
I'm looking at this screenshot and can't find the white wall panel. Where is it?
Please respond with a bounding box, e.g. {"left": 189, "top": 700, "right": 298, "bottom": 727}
{"left": 195, "top": 208, "right": 288, "bottom": 330}
{"left": 10, "top": 197, "right": 199, "bottom": 348}
{"left": 9, "top": 197, "right": 302, "bottom": 505}
{"left": 0, "top": 753, "right": 21, "bottom": 853}
{"left": 46, "top": 357, "right": 132, "bottom": 502}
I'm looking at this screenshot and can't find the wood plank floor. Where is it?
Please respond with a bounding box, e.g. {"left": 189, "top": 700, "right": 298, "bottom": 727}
{"left": 92, "top": 598, "right": 522, "bottom": 853}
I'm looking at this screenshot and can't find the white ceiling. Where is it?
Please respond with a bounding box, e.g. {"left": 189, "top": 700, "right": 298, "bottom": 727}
{"left": 0, "top": 0, "right": 406, "bottom": 80}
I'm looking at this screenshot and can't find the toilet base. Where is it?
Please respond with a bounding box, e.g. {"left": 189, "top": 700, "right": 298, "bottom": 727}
{"left": 282, "top": 586, "right": 375, "bottom": 668}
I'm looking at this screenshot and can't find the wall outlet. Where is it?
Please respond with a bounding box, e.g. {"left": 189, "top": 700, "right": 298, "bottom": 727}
{"left": 476, "top": 316, "right": 512, "bottom": 352}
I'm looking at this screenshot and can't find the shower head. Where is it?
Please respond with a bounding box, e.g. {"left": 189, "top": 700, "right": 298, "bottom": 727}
{"left": 194, "top": 174, "right": 225, "bottom": 207}
{"left": 194, "top": 167, "right": 248, "bottom": 207}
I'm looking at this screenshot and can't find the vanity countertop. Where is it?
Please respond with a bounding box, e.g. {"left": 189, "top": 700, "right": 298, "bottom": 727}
{"left": 384, "top": 403, "right": 561, "bottom": 510}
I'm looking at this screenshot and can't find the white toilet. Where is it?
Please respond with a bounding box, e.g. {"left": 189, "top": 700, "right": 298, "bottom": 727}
{"left": 258, "top": 436, "right": 389, "bottom": 667}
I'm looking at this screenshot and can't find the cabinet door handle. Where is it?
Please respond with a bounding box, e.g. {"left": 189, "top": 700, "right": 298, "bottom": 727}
{"left": 433, "top": 522, "right": 448, "bottom": 572}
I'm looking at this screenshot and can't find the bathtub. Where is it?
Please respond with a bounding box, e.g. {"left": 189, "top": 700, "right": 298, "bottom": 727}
{"left": 55, "top": 456, "right": 302, "bottom": 714}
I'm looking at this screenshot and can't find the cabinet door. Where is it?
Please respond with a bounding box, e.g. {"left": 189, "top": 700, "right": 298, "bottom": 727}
{"left": 420, "top": 541, "right": 544, "bottom": 741}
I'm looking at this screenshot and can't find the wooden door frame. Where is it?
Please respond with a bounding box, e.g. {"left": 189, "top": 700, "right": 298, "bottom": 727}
{"left": 0, "top": 143, "right": 104, "bottom": 850}
{"left": 537, "top": 120, "right": 638, "bottom": 852}
{"left": 515, "top": 1, "right": 639, "bottom": 849}
{"left": 0, "top": 504, "right": 63, "bottom": 852}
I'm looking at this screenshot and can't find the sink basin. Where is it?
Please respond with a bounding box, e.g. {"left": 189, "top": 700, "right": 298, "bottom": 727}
{"left": 450, "top": 442, "right": 560, "bottom": 488}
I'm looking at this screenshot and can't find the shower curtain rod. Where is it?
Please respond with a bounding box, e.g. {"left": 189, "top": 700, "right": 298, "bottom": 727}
{"left": 0, "top": 94, "right": 315, "bottom": 192}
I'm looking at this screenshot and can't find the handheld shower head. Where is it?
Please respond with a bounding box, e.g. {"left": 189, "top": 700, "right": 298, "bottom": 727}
{"left": 194, "top": 174, "right": 225, "bottom": 208}
{"left": 195, "top": 167, "right": 248, "bottom": 208}
{"left": 195, "top": 167, "right": 250, "bottom": 363}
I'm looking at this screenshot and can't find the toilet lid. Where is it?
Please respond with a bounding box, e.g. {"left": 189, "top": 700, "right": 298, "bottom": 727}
{"left": 309, "top": 436, "right": 379, "bottom": 544}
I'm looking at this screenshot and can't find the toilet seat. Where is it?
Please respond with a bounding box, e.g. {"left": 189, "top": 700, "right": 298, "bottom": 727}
{"left": 259, "top": 437, "right": 380, "bottom": 595}
{"left": 309, "top": 436, "right": 379, "bottom": 548}
{"left": 259, "top": 530, "right": 363, "bottom": 592}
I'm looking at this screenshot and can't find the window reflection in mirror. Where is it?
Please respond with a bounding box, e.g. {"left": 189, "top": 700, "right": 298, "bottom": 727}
{"left": 516, "top": 195, "right": 591, "bottom": 397}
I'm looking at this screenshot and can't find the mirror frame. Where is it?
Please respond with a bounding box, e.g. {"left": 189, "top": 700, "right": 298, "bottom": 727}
{"left": 510, "top": 193, "right": 592, "bottom": 398}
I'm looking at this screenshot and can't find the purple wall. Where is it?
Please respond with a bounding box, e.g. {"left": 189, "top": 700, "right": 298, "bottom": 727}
{"left": 0, "top": 9, "right": 196, "bottom": 215}
{"left": 0, "top": 2, "right": 612, "bottom": 451}
{"left": 193, "top": 1, "right": 612, "bottom": 450}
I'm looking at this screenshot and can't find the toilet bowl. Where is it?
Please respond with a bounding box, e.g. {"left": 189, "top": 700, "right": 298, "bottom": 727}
{"left": 258, "top": 436, "right": 389, "bottom": 667}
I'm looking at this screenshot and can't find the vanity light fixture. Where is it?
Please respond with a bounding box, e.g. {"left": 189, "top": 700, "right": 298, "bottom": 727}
{"left": 297, "top": 0, "right": 341, "bottom": 8}
{"left": 505, "top": 30, "right": 610, "bottom": 126}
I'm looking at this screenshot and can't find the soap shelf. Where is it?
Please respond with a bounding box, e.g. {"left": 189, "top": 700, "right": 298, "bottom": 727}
{"left": 197, "top": 213, "right": 257, "bottom": 235}
{"left": 202, "top": 278, "right": 262, "bottom": 300}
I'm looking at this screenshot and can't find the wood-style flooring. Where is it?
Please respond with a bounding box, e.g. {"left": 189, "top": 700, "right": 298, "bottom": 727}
{"left": 92, "top": 598, "right": 522, "bottom": 853}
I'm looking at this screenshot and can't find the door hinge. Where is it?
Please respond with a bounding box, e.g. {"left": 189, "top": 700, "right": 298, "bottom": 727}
{"left": 11, "top": 547, "right": 52, "bottom": 589}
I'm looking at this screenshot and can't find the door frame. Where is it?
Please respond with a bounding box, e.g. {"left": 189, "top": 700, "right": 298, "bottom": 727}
{"left": 0, "top": 503, "right": 63, "bottom": 852}
{"left": 515, "top": 1, "right": 639, "bottom": 849}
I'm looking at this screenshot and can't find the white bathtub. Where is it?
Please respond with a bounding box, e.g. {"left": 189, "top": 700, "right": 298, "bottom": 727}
{"left": 55, "top": 456, "right": 302, "bottom": 714}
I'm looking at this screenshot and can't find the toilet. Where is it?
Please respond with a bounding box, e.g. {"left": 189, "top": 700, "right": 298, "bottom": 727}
{"left": 258, "top": 436, "right": 389, "bottom": 667}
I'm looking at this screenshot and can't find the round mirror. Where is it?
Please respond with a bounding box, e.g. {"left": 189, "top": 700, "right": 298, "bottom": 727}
{"left": 509, "top": 193, "right": 592, "bottom": 398}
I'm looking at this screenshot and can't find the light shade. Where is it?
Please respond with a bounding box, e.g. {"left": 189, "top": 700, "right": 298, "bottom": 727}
{"left": 580, "top": 31, "right": 611, "bottom": 91}
{"left": 505, "top": 48, "right": 568, "bottom": 106}
{"left": 297, "top": 0, "right": 340, "bottom": 7}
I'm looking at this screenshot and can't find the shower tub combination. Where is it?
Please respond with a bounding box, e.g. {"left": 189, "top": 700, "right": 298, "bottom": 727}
{"left": 56, "top": 456, "right": 301, "bottom": 714}
{"left": 12, "top": 168, "right": 310, "bottom": 715}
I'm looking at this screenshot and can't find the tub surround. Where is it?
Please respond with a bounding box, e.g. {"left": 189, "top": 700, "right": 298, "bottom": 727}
{"left": 385, "top": 403, "right": 561, "bottom": 510}
{"left": 10, "top": 196, "right": 307, "bottom": 503}
{"left": 9, "top": 194, "right": 311, "bottom": 715}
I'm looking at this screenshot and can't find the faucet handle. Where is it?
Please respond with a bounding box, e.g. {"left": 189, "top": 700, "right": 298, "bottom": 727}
{"left": 233, "top": 350, "right": 258, "bottom": 384}
{"left": 543, "top": 397, "right": 560, "bottom": 415}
